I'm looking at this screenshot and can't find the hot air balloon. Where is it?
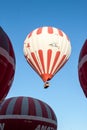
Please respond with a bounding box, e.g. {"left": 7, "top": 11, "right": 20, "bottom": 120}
{"left": 0, "top": 27, "right": 16, "bottom": 102}
{"left": 24, "top": 26, "right": 71, "bottom": 88}
{"left": 0, "top": 96, "right": 57, "bottom": 130}
{"left": 78, "top": 39, "right": 87, "bottom": 97}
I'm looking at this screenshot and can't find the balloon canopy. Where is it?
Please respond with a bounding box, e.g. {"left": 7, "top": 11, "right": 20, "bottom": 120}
{"left": 24, "top": 26, "right": 71, "bottom": 88}
{"left": 0, "top": 27, "right": 16, "bottom": 102}
{"left": 78, "top": 39, "right": 87, "bottom": 97}
{"left": 0, "top": 96, "right": 57, "bottom": 130}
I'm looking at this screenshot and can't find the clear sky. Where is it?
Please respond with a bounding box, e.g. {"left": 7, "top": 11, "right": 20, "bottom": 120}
{"left": 0, "top": 0, "right": 87, "bottom": 130}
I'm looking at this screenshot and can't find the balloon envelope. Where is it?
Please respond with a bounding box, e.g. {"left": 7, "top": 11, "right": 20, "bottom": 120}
{"left": 0, "top": 27, "right": 16, "bottom": 102}
{"left": 24, "top": 26, "right": 71, "bottom": 87}
{"left": 78, "top": 39, "right": 87, "bottom": 97}
{"left": 0, "top": 96, "right": 57, "bottom": 130}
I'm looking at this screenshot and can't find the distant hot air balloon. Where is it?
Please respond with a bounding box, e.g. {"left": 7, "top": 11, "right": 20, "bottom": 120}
{"left": 24, "top": 26, "right": 71, "bottom": 88}
{"left": 0, "top": 96, "right": 57, "bottom": 130}
{"left": 78, "top": 39, "right": 87, "bottom": 97}
{"left": 0, "top": 27, "right": 16, "bottom": 102}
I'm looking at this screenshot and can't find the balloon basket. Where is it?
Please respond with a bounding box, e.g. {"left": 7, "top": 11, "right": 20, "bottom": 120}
{"left": 44, "top": 82, "right": 49, "bottom": 88}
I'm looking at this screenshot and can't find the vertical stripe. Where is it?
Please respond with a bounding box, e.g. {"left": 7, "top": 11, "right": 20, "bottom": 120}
{"left": 28, "top": 97, "right": 36, "bottom": 116}
{"left": 34, "top": 99, "right": 42, "bottom": 117}
{"left": 48, "top": 106, "right": 57, "bottom": 121}
{"left": 39, "top": 100, "right": 49, "bottom": 118}
{"left": 53, "top": 55, "right": 66, "bottom": 75}
{"left": 13, "top": 97, "right": 23, "bottom": 114}
{"left": 47, "top": 49, "right": 52, "bottom": 73}
{"left": 58, "top": 60, "right": 67, "bottom": 73}
{"left": 21, "top": 97, "right": 29, "bottom": 115}
{"left": 58, "top": 29, "right": 63, "bottom": 37}
{"left": 0, "top": 98, "right": 12, "bottom": 114}
{"left": 31, "top": 52, "right": 42, "bottom": 74}
{"left": 48, "top": 27, "right": 53, "bottom": 34}
{"left": 27, "top": 58, "right": 41, "bottom": 75}
{"left": 44, "top": 103, "right": 52, "bottom": 119}
{"left": 38, "top": 50, "right": 45, "bottom": 73}
{"left": 28, "top": 31, "right": 32, "bottom": 38}
{"left": 50, "top": 51, "right": 60, "bottom": 74}
{"left": 6, "top": 97, "right": 18, "bottom": 114}
{"left": 36, "top": 28, "right": 42, "bottom": 34}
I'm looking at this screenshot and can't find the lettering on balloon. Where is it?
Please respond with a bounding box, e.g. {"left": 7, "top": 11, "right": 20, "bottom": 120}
{"left": 35, "top": 125, "right": 55, "bottom": 130}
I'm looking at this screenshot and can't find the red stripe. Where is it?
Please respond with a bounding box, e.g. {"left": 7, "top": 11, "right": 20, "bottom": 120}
{"left": 28, "top": 31, "right": 33, "bottom": 38}
{"left": 53, "top": 55, "right": 66, "bottom": 75}
{"left": 38, "top": 50, "right": 45, "bottom": 73}
{"left": 58, "top": 29, "right": 63, "bottom": 37}
{"left": 0, "top": 98, "right": 12, "bottom": 114}
{"left": 47, "top": 49, "right": 52, "bottom": 73}
{"left": 48, "top": 27, "right": 53, "bottom": 34}
{"left": 27, "top": 58, "right": 41, "bottom": 76}
{"left": 58, "top": 59, "right": 67, "bottom": 72}
{"left": 27, "top": 42, "right": 30, "bottom": 47}
{"left": 28, "top": 97, "right": 36, "bottom": 116}
{"left": 39, "top": 100, "right": 49, "bottom": 118}
{"left": 31, "top": 52, "right": 42, "bottom": 74}
{"left": 36, "top": 28, "right": 42, "bottom": 34}
{"left": 50, "top": 51, "right": 60, "bottom": 74}
{"left": 48, "top": 106, "right": 57, "bottom": 121}
{"left": 13, "top": 97, "right": 23, "bottom": 114}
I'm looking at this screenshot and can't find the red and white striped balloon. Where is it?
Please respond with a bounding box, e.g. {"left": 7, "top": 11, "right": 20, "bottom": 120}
{"left": 0, "top": 27, "right": 16, "bottom": 102}
{"left": 0, "top": 96, "right": 57, "bottom": 130}
{"left": 24, "top": 26, "right": 71, "bottom": 88}
{"left": 78, "top": 39, "right": 87, "bottom": 97}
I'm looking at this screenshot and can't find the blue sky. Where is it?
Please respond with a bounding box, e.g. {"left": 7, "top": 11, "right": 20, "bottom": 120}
{"left": 0, "top": 0, "right": 87, "bottom": 130}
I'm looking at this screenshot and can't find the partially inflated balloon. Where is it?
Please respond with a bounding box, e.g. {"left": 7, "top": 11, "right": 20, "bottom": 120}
{"left": 0, "top": 27, "right": 16, "bottom": 102}
{"left": 78, "top": 39, "right": 87, "bottom": 97}
{"left": 0, "top": 96, "right": 57, "bottom": 130}
{"left": 24, "top": 26, "right": 71, "bottom": 88}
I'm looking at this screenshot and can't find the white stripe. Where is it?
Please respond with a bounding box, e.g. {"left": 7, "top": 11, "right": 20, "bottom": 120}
{"left": 44, "top": 103, "right": 52, "bottom": 119}
{"left": 8, "top": 76, "right": 14, "bottom": 86}
{"left": 0, "top": 47, "right": 15, "bottom": 69}
{"left": 6, "top": 97, "right": 18, "bottom": 114}
{"left": 33, "top": 99, "right": 42, "bottom": 117}
{"left": 0, "top": 115, "right": 57, "bottom": 125}
{"left": 78, "top": 55, "right": 87, "bottom": 69}
{"left": 0, "top": 47, "right": 9, "bottom": 61}
{"left": 21, "top": 97, "right": 29, "bottom": 115}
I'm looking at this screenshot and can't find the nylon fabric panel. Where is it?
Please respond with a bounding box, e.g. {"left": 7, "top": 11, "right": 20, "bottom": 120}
{"left": 0, "top": 27, "right": 9, "bottom": 87}
{"left": 0, "top": 98, "right": 12, "bottom": 114}
{"left": 24, "top": 26, "right": 71, "bottom": 84}
{"left": 21, "top": 97, "right": 29, "bottom": 115}
{"left": 33, "top": 99, "right": 42, "bottom": 117}
{"left": 13, "top": 97, "right": 23, "bottom": 114}
{"left": 78, "top": 39, "right": 87, "bottom": 97}
{"left": 28, "top": 97, "right": 36, "bottom": 116}
{"left": 6, "top": 97, "right": 18, "bottom": 114}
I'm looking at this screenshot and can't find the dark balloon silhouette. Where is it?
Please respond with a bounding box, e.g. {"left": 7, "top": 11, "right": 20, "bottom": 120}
{"left": 0, "top": 27, "right": 16, "bottom": 102}
{"left": 0, "top": 96, "right": 57, "bottom": 130}
{"left": 78, "top": 39, "right": 87, "bottom": 97}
